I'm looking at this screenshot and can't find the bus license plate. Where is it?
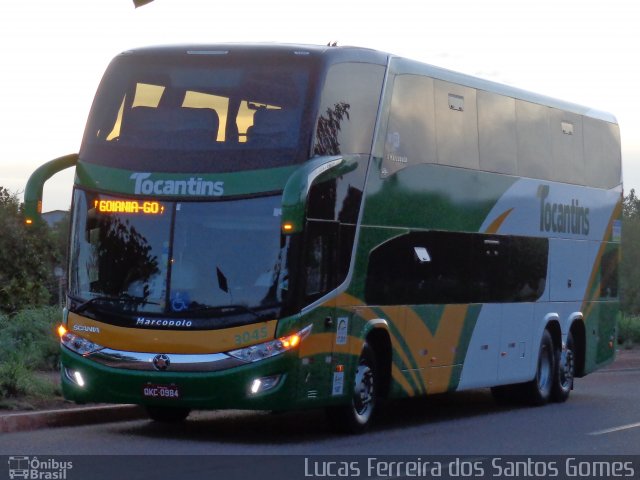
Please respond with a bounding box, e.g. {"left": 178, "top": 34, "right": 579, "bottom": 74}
{"left": 142, "top": 384, "right": 180, "bottom": 399}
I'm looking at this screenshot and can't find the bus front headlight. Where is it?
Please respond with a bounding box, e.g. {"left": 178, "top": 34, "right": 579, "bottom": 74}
{"left": 58, "top": 325, "right": 104, "bottom": 356}
{"left": 228, "top": 325, "right": 312, "bottom": 363}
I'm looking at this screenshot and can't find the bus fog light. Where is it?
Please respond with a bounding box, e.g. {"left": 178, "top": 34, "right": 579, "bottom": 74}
{"left": 249, "top": 374, "right": 282, "bottom": 395}
{"left": 64, "top": 368, "right": 86, "bottom": 387}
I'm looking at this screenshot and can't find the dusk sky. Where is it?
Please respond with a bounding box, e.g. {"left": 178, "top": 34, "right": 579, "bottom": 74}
{"left": 1, "top": 0, "right": 637, "bottom": 211}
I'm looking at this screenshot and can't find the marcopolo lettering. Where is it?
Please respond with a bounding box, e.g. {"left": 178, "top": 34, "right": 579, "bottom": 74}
{"left": 538, "top": 184, "right": 589, "bottom": 235}
{"left": 130, "top": 172, "right": 224, "bottom": 196}
{"left": 136, "top": 318, "right": 193, "bottom": 328}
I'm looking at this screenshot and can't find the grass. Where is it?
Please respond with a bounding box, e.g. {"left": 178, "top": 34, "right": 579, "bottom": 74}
{"left": 0, "top": 307, "right": 62, "bottom": 409}
{"left": 618, "top": 314, "right": 640, "bottom": 350}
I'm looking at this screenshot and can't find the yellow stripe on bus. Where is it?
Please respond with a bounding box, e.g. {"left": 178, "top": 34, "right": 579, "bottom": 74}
{"left": 66, "top": 312, "right": 278, "bottom": 354}
{"left": 391, "top": 364, "right": 416, "bottom": 397}
{"left": 484, "top": 208, "right": 514, "bottom": 234}
{"left": 582, "top": 199, "right": 622, "bottom": 313}
{"left": 405, "top": 304, "right": 469, "bottom": 394}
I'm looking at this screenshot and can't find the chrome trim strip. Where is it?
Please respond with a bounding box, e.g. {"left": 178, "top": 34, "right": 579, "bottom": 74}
{"left": 88, "top": 348, "right": 247, "bottom": 372}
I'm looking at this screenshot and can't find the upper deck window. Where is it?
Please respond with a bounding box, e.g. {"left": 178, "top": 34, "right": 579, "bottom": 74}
{"left": 81, "top": 51, "right": 317, "bottom": 173}
{"left": 313, "top": 63, "right": 385, "bottom": 156}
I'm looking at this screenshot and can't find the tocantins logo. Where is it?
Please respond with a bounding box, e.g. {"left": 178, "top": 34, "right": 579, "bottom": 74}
{"left": 130, "top": 172, "right": 224, "bottom": 196}
{"left": 537, "top": 184, "right": 589, "bottom": 235}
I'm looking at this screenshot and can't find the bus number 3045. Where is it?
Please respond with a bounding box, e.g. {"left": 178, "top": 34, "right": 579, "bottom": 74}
{"left": 235, "top": 327, "right": 268, "bottom": 346}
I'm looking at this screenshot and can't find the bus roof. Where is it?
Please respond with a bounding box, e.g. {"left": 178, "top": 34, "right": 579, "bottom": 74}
{"left": 389, "top": 56, "right": 618, "bottom": 125}
{"left": 116, "top": 43, "right": 617, "bottom": 125}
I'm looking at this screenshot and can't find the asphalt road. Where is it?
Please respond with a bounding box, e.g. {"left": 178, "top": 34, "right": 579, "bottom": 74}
{"left": 2, "top": 363, "right": 638, "bottom": 479}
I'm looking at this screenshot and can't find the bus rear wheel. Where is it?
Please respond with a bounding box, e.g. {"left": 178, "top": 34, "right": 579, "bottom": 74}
{"left": 523, "top": 329, "right": 555, "bottom": 405}
{"left": 551, "top": 331, "right": 575, "bottom": 403}
{"left": 326, "top": 342, "right": 378, "bottom": 434}
{"left": 145, "top": 406, "right": 191, "bottom": 423}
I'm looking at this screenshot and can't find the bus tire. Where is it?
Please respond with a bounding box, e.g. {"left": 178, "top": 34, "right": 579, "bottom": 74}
{"left": 551, "top": 331, "right": 575, "bottom": 403}
{"left": 326, "top": 342, "right": 378, "bottom": 434}
{"left": 145, "top": 406, "right": 191, "bottom": 423}
{"left": 523, "top": 329, "right": 555, "bottom": 406}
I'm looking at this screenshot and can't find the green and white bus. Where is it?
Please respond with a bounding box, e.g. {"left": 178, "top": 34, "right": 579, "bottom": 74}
{"left": 26, "top": 44, "right": 622, "bottom": 432}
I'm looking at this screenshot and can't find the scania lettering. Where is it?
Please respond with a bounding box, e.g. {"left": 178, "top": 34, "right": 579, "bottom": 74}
{"left": 72, "top": 325, "right": 100, "bottom": 334}
{"left": 26, "top": 44, "right": 621, "bottom": 432}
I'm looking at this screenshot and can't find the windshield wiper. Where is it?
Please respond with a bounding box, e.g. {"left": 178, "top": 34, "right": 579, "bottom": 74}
{"left": 188, "top": 304, "right": 277, "bottom": 321}
{"left": 71, "top": 294, "right": 160, "bottom": 314}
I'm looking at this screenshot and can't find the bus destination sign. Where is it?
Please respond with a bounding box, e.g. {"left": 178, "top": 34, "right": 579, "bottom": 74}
{"left": 94, "top": 199, "right": 165, "bottom": 215}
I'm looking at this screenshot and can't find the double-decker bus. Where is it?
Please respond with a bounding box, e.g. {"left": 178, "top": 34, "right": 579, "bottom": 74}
{"left": 25, "top": 44, "right": 622, "bottom": 432}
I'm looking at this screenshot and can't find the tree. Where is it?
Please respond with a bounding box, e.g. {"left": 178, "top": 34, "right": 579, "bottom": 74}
{"left": 313, "top": 102, "right": 351, "bottom": 156}
{"left": 623, "top": 188, "right": 640, "bottom": 220}
{"left": 621, "top": 189, "right": 640, "bottom": 314}
{"left": 0, "top": 187, "right": 61, "bottom": 313}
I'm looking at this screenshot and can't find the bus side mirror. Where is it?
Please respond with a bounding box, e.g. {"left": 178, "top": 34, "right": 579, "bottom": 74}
{"left": 24, "top": 153, "right": 78, "bottom": 226}
{"left": 280, "top": 156, "right": 356, "bottom": 234}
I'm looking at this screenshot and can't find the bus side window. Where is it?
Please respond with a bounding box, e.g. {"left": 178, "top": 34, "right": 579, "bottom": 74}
{"left": 365, "top": 231, "right": 471, "bottom": 305}
{"left": 303, "top": 220, "right": 338, "bottom": 302}
{"left": 382, "top": 74, "right": 436, "bottom": 178}
{"left": 313, "top": 63, "right": 384, "bottom": 156}
{"left": 365, "top": 231, "right": 548, "bottom": 305}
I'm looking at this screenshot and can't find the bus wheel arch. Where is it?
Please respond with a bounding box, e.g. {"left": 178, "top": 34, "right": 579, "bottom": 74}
{"left": 569, "top": 320, "right": 586, "bottom": 378}
{"left": 325, "top": 325, "right": 391, "bottom": 433}
{"left": 326, "top": 341, "right": 378, "bottom": 433}
{"left": 365, "top": 327, "right": 392, "bottom": 400}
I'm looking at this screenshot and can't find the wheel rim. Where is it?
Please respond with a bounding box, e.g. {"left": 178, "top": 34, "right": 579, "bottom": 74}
{"left": 352, "top": 363, "right": 375, "bottom": 424}
{"left": 559, "top": 348, "right": 575, "bottom": 390}
{"left": 537, "top": 345, "right": 552, "bottom": 394}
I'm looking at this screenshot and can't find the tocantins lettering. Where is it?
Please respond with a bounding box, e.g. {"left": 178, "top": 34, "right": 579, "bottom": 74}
{"left": 130, "top": 172, "right": 224, "bottom": 196}
{"left": 538, "top": 184, "right": 589, "bottom": 235}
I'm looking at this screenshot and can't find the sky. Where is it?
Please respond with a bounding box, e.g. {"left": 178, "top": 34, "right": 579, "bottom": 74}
{"left": 1, "top": 0, "right": 638, "bottom": 212}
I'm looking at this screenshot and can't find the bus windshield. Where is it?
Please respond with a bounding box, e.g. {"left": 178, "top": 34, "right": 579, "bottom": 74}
{"left": 80, "top": 51, "right": 315, "bottom": 173}
{"left": 69, "top": 189, "right": 291, "bottom": 320}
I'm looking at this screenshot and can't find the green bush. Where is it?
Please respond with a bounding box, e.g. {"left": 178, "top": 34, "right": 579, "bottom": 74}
{"left": 0, "top": 352, "right": 56, "bottom": 399}
{"left": 0, "top": 307, "right": 62, "bottom": 398}
{"left": 0, "top": 186, "right": 63, "bottom": 313}
{"left": 618, "top": 314, "right": 640, "bottom": 349}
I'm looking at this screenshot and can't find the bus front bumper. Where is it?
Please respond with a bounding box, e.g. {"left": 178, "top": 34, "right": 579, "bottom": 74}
{"left": 60, "top": 346, "right": 299, "bottom": 411}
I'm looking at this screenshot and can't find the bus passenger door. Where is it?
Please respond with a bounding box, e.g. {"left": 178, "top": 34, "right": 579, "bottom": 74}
{"left": 296, "top": 219, "right": 341, "bottom": 402}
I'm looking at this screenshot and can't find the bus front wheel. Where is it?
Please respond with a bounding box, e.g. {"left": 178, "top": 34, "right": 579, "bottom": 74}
{"left": 326, "top": 342, "right": 378, "bottom": 434}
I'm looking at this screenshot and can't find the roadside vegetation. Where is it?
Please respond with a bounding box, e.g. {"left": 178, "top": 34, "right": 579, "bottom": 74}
{"left": 618, "top": 315, "right": 640, "bottom": 349}
{"left": 0, "top": 185, "right": 639, "bottom": 410}
{"left": 619, "top": 189, "right": 640, "bottom": 349}
{"left": 0, "top": 307, "right": 62, "bottom": 409}
{"left": 0, "top": 187, "right": 67, "bottom": 409}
